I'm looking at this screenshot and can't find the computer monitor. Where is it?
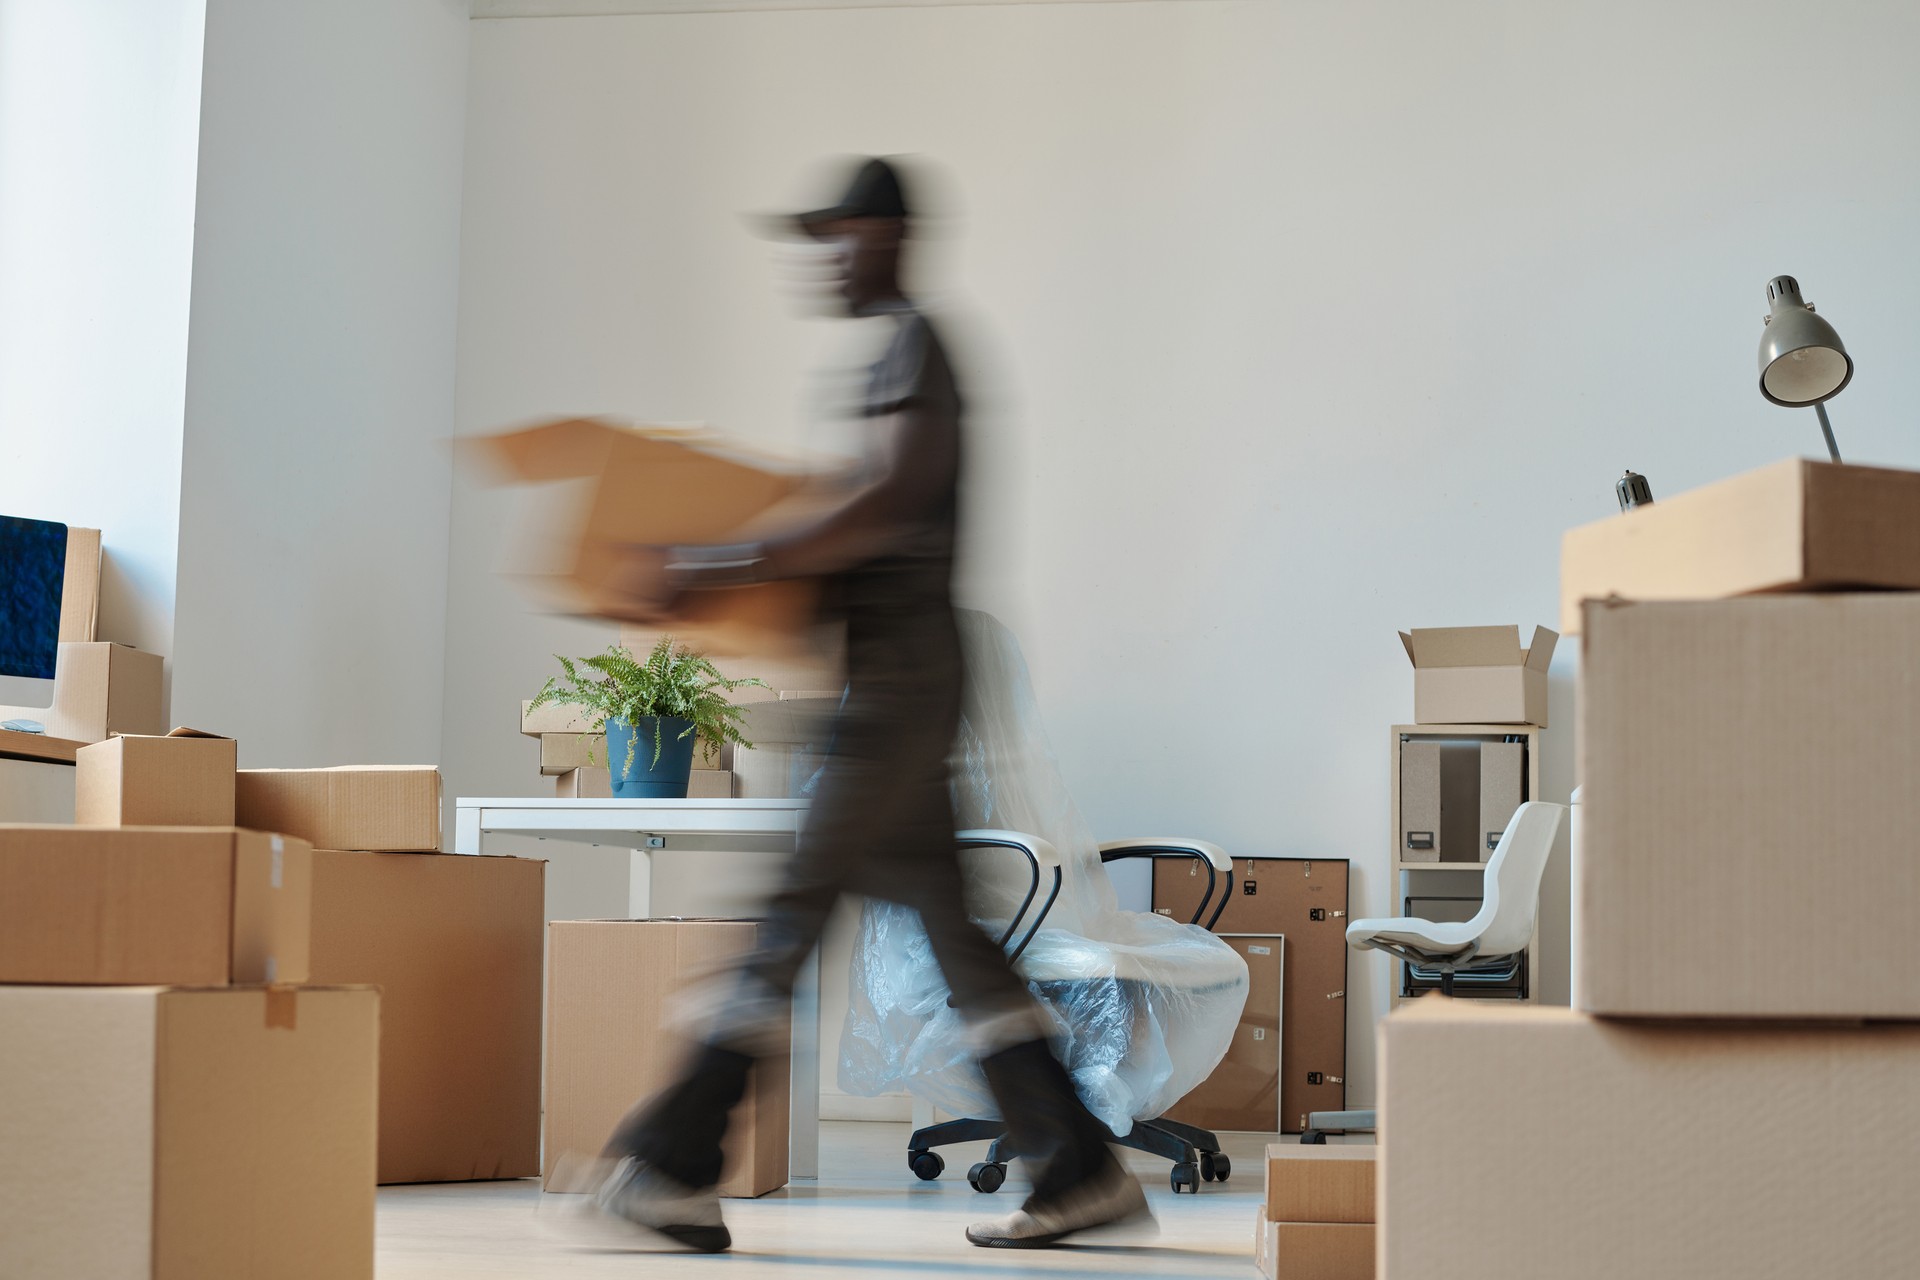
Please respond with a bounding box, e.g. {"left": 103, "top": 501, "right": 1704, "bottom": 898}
{"left": 0, "top": 515, "right": 67, "bottom": 710}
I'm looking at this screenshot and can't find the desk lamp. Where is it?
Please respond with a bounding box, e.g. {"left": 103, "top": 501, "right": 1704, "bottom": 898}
{"left": 1758, "top": 275, "right": 1852, "bottom": 462}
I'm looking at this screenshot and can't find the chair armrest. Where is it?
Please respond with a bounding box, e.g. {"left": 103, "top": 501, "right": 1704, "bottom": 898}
{"left": 1097, "top": 837, "right": 1234, "bottom": 930}
{"left": 956, "top": 829, "right": 1063, "bottom": 965}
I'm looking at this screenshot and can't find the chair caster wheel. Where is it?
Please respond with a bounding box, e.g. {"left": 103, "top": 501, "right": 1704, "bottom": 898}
{"left": 967, "top": 1161, "right": 1007, "bottom": 1193}
{"left": 909, "top": 1150, "right": 944, "bottom": 1181}
{"left": 1200, "top": 1152, "right": 1230, "bottom": 1182}
{"left": 1301, "top": 1130, "right": 1328, "bottom": 1145}
{"left": 1170, "top": 1162, "right": 1199, "bottom": 1193}
{"left": 1199, "top": 1153, "right": 1216, "bottom": 1182}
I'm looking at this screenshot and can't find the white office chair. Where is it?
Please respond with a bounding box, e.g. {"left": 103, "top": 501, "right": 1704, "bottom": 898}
{"left": 1300, "top": 799, "right": 1565, "bottom": 1144}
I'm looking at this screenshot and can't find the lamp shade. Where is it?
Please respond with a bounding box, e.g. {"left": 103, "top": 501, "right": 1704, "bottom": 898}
{"left": 1758, "top": 275, "right": 1852, "bottom": 406}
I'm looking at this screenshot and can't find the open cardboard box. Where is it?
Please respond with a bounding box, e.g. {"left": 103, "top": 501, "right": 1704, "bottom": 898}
{"left": 467, "top": 418, "right": 843, "bottom": 657}
{"left": 1398, "top": 625, "right": 1555, "bottom": 726}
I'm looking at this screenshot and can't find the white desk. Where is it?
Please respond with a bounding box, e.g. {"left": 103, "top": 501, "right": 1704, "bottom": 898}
{"left": 452, "top": 797, "right": 818, "bottom": 1180}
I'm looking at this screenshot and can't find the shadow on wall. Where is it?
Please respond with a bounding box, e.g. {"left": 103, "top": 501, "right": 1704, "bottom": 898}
{"left": 1535, "top": 668, "right": 1579, "bottom": 1006}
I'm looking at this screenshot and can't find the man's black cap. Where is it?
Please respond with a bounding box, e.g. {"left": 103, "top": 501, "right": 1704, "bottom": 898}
{"left": 785, "top": 157, "right": 910, "bottom": 237}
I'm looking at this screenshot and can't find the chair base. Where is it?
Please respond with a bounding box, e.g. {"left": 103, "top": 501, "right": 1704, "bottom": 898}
{"left": 907, "top": 1114, "right": 1230, "bottom": 1195}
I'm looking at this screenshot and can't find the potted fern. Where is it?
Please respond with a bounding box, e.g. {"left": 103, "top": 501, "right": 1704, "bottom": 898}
{"left": 528, "top": 637, "right": 765, "bottom": 798}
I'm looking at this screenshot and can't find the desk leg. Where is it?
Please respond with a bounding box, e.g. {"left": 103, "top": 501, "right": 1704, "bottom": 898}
{"left": 453, "top": 807, "right": 481, "bottom": 855}
{"left": 627, "top": 848, "right": 653, "bottom": 919}
{"left": 790, "top": 948, "right": 820, "bottom": 1181}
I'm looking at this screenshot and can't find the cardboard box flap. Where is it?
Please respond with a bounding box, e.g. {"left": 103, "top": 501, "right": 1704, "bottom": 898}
{"left": 1406, "top": 625, "right": 1523, "bottom": 668}
{"left": 1522, "top": 626, "right": 1559, "bottom": 672}
{"left": 165, "top": 727, "right": 233, "bottom": 741}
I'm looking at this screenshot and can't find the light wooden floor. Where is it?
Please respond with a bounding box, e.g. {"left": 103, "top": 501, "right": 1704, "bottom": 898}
{"left": 377, "top": 1120, "right": 1340, "bottom": 1278}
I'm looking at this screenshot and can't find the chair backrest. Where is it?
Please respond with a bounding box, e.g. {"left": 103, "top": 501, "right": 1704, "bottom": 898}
{"left": 1465, "top": 801, "right": 1566, "bottom": 958}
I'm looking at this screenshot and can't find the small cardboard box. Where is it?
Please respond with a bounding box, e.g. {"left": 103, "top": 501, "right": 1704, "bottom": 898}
{"left": 1257, "top": 1218, "right": 1374, "bottom": 1280}
{"left": 468, "top": 418, "right": 825, "bottom": 655}
{"left": 236, "top": 765, "right": 442, "bottom": 852}
{"left": 731, "top": 694, "right": 839, "bottom": 799}
{"left": 60, "top": 526, "right": 101, "bottom": 643}
{"left": 545, "top": 919, "right": 790, "bottom": 1199}
{"left": 0, "top": 825, "right": 311, "bottom": 985}
{"left": 1398, "top": 626, "right": 1554, "bottom": 726}
{"left": 309, "top": 851, "right": 544, "bottom": 1184}
{"left": 552, "top": 767, "right": 614, "bottom": 799}
{"left": 1379, "top": 1001, "right": 1920, "bottom": 1280}
{"left": 1578, "top": 594, "right": 1920, "bottom": 1017}
{"left": 520, "top": 699, "right": 599, "bottom": 736}
{"left": 521, "top": 702, "right": 732, "bottom": 769}
{"left": 1265, "top": 1143, "right": 1376, "bottom": 1224}
{"left": 540, "top": 732, "right": 603, "bottom": 775}
{"left": 0, "top": 641, "right": 164, "bottom": 744}
{"left": 76, "top": 728, "right": 237, "bottom": 826}
{"left": 1560, "top": 457, "right": 1920, "bottom": 634}
{"left": 0, "top": 985, "right": 377, "bottom": 1280}
{"left": 1163, "top": 937, "right": 1282, "bottom": 1132}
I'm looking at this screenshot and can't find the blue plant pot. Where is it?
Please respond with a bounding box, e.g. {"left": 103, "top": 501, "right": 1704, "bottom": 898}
{"left": 603, "top": 716, "right": 697, "bottom": 798}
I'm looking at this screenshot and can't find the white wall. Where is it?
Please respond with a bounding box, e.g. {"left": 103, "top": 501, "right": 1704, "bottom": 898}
{"left": 170, "top": 0, "right": 472, "bottom": 765}
{"left": 451, "top": 0, "right": 1920, "bottom": 1110}
{"left": 0, "top": 0, "right": 207, "bottom": 662}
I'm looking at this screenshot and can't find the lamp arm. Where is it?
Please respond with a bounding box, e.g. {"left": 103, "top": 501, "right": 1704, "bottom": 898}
{"left": 1814, "top": 401, "right": 1843, "bottom": 464}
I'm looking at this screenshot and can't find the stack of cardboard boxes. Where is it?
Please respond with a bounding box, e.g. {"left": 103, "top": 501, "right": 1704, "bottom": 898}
{"left": 1379, "top": 459, "right": 1920, "bottom": 1279}
{"left": 1257, "top": 1146, "right": 1378, "bottom": 1280}
{"left": 0, "top": 724, "right": 545, "bottom": 1276}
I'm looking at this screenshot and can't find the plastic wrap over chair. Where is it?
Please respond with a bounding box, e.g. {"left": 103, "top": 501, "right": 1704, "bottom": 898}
{"left": 838, "top": 612, "right": 1248, "bottom": 1135}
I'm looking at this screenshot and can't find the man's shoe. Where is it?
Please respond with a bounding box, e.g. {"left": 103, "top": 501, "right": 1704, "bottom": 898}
{"left": 965, "top": 1158, "right": 1152, "bottom": 1249}
{"left": 573, "top": 1155, "right": 731, "bottom": 1253}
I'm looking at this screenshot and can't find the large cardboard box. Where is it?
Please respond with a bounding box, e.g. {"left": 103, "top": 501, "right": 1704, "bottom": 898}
{"left": 0, "top": 826, "right": 311, "bottom": 985}
{"left": 0, "top": 641, "right": 164, "bottom": 744}
{"left": 309, "top": 851, "right": 544, "bottom": 1184}
{"left": 60, "top": 526, "right": 101, "bottom": 643}
{"left": 1380, "top": 1001, "right": 1920, "bottom": 1280}
{"left": 1560, "top": 457, "right": 1920, "bottom": 634}
{"left": 470, "top": 418, "right": 826, "bottom": 654}
{"left": 545, "top": 919, "right": 790, "bottom": 1199}
{"left": 1578, "top": 594, "right": 1920, "bottom": 1017}
{"left": 1398, "top": 626, "right": 1554, "bottom": 727}
{"left": 1256, "top": 1217, "right": 1374, "bottom": 1280}
{"left": 1153, "top": 857, "right": 1349, "bottom": 1130}
{"left": 0, "top": 985, "right": 377, "bottom": 1280}
{"left": 0, "top": 755, "right": 77, "bottom": 823}
{"left": 76, "top": 728, "right": 237, "bottom": 826}
{"left": 1164, "top": 936, "right": 1282, "bottom": 1132}
{"left": 1265, "top": 1143, "right": 1376, "bottom": 1224}
{"left": 236, "top": 765, "right": 441, "bottom": 852}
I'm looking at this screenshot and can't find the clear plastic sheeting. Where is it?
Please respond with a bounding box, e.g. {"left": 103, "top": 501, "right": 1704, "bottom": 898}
{"left": 839, "top": 612, "right": 1248, "bottom": 1135}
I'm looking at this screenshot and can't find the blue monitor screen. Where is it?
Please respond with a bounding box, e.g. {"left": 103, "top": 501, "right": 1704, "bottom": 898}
{"left": 1, "top": 517, "right": 67, "bottom": 680}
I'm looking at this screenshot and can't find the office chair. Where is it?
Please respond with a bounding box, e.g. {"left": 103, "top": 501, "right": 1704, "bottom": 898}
{"left": 838, "top": 612, "right": 1251, "bottom": 1195}
{"left": 1299, "top": 800, "right": 1565, "bottom": 1144}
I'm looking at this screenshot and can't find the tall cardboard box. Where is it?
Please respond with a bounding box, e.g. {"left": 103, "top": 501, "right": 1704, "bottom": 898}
{"left": 236, "top": 766, "right": 441, "bottom": 852}
{"left": 1163, "top": 936, "right": 1282, "bottom": 1132}
{"left": 0, "top": 641, "right": 164, "bottom": 744}
{"left": 0, "top": 985, "right": 379, "bottom": 1280}
{"left": 545, "top": 919, "right": 790, "bottom": 1198}
{"left": 1380, "top": 1001, "right": 1920, "bottom": 1280}
{"left": 309, "top": 851, "right": 544, "bottom": 1184}
{"left": 0, "top": 826, "right": 311, "bottom": 985}
{"left": 1559, "top": 457, "right": 1920, "bottom": 634}
{"left": 1153, "top": 858, "right": 1349, "bottom": 1130}
{"left": 1398, "top": 626, "right": 1554, "bottom": 727}
{"left": 731, "top": 695, "right": 839, "bottom": 799}
{"left": 60, "top": 526, "right": 102, "bottom": 643}
{"left": 1578, "top": 595, "right": 1920, "bottom": 1017}
{"left": 76, "top": 728, "right": 237, "bottom": 826}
